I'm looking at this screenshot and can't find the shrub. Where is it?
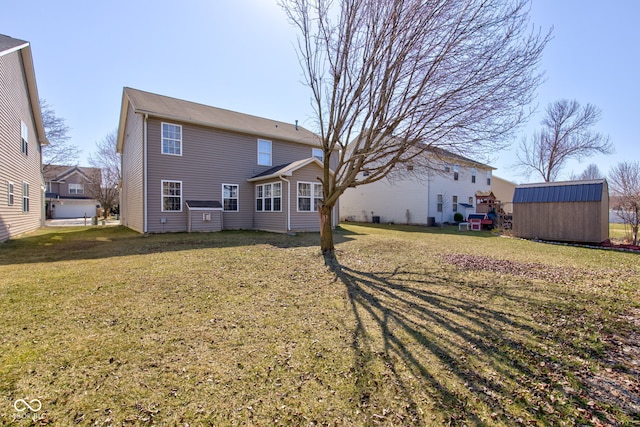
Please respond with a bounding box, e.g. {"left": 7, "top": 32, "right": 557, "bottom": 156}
{"left": 453, "top": 212, "right": 464, "bottom": 223}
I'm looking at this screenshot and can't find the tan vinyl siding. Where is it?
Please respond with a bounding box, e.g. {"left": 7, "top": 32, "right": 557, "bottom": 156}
{"left": 119, "top": 105, "right": 144, "bottom": 232}
{"left": 290, "top": 164, "right": 324, "bottom": 232}
{"left": 145, "top": 119, "right": 318, "bottom": 232}
{"left": 253, "top": 179, "right": 288, "bottom": 232}
{"left": 0, "top": 50, "right": 43, "bottom": 241}
{"left": 188, "top": 209, "right": 222, "bottom": 232}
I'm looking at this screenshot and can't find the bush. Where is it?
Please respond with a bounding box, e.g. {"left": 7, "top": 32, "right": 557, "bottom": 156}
{"left": 453, "top": 212, "right": 464, "bottom": 223}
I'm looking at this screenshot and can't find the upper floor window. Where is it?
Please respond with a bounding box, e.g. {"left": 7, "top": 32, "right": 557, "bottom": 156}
{"left": 7, "top": 182, "right": 14, "bottom": 206}
{"left": 69, "top": 183, "right": 84, "bottom": 195}
{"left": 162, "top": 123, "right": 182, "bottom": 156}
{"left": 161, "top": 180, "right": 182, "bottom": 212}
{"left": 22, "top": 182, "right": 29, "bottom": 212}
{"left": 468, "top": 197, "right": 473, "bottom": 205}
{"left": 487, "top": 170, "right": 492, "bottom": 186}
{"left": 258, "top": 139, "right": 272, "bottom": 166}
{"left": 444, "top": 163, "right": 451, "bottom": 173}
{"left": 256, "top": 182, "right": 282, "bottom": 212}
{"left": 223, "top": 184, "right": 239, "bottom": 211}
{"left": 297, "top": 182, "right": 322, "bottom": 212}
{"left": 452, "top": 195, "right": 458, "bottom": 212}
{"left": 471, "top": 168, "right": 476, "bottom": 183}
{"left": 437, "top": 194, "right": 443, "bottom": 212}
{"left": 21, "top": 121, "right": 28, "bottom": 155}
{"left": 453, "top": 164, "right": 459, "bottom": 181}
{"left": 312, "top": 148, "right": 323, "bottom": 161}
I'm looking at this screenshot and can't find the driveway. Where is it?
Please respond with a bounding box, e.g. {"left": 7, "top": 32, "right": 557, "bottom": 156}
{"left": 46, "top": 217, "right": 121, "bottom": 227}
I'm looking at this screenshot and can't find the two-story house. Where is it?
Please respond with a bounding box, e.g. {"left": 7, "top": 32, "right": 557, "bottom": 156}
{"left": 116, "top": 87, "right": 336, "bottom": 234}
{"left": 0, "top": 34, "right": 48, "bottom": 241}
{"left": 44, "top": 165, "right": 101, "bottom": 219}
{"left": 340, "top": 148, "right": 494, "bottom": 225}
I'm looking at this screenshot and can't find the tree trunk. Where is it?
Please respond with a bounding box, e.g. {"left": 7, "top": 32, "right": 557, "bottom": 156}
{"left": 319, "top": 204, "right": 338, "bottom": 268}
{"left": 633, "top": 225, "right": 638, "bottom": 246}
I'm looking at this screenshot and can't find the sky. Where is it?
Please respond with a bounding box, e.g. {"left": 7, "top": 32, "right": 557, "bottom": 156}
{"left": 1, "top": 0, "right": 637, "bottom": 184}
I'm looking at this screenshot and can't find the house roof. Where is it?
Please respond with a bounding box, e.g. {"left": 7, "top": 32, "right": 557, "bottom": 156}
{"left": 428, "top": 146, "right": 495, "bottom": 170}
{"left": 247, "top": 157, "right": 330, "bottom": 182}
{"left": 185, "top": 200, "right": 223, "bottom": 209}
{"left": 0, "top": 34, "right": 47, "bottom": 146}
{"left": 117, "top": 87, "right": 321, "bottom": 153}
{"left": 513, "top": 179, "right": 607, "bottom": 203}
{"left": 44, "top": 165, "right": 101, "bottom": 182}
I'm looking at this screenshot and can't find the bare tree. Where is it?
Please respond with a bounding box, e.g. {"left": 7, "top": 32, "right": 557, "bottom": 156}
{"left": 87, "top": 130, "right": 120, "bottom": 219}
{"left": 608, "top": 161, "right": 640, "bottom": 245}
{"left": 516, "top": 99, "right": 613, "bottom": 182}
{"left": 280, "top": 0, "right": 549, "bottom": 263}
{"left": 40, "top": 99, "right": 80, "bottom": 173}
{"left": 570, "top": 163, "right": 603, "bottom": 181}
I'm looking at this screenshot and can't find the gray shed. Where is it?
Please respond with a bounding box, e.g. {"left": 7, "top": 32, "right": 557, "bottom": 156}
{"left": 512, "top": 179, "right": 609, "bottom": 243}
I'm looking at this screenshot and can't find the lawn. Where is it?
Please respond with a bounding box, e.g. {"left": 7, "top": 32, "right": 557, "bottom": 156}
{"left": 0, "top": 224, "right": 638, "bottom": 426}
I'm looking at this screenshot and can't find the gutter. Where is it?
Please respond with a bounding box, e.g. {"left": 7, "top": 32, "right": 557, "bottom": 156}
{"left": 279, "top": 175, "right": 291, "bottom": 232}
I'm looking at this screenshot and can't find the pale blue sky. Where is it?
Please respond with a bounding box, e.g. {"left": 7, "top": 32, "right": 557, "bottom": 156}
{"left": 1, "top": 1, "right": 637, "bottom": 183}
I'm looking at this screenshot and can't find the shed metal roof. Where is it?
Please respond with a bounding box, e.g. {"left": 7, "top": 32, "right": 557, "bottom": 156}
{"left": 513, "top": 180, "right": 605, "bottom": 203}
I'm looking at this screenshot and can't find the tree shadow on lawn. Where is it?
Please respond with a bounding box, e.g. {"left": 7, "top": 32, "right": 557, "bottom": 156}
{"left": 335, "top": 264, "right": 619, "bottom": 426}
{"left": 0, "top": 226, "right": 355, "bottom": 265}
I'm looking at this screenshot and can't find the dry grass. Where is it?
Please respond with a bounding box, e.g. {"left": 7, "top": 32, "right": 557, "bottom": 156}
{"left": 0, "top": 224, "right": 638, "bottom": 426}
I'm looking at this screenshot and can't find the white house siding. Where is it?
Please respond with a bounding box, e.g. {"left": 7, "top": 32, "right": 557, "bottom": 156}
{"left": 145, "top": 119, "right": 324, "bottom": 233}
{"left": 0, "top": 49, "right": 44, "bottom": 241}
{"left": 119, "top": 106, "right": 144, "bottom": 232}
{"left": 340, "top": 163, "right": 492, "bottom": 225}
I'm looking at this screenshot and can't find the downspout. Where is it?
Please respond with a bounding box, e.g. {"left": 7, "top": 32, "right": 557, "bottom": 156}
{"left": 279, "top": 175, "right": 291, "bottom": 232}
{"left": 143, "top": 113, "right": 148, "bottom": 233}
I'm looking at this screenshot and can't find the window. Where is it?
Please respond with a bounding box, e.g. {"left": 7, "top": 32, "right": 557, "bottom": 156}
{"left": 437, "top": 194, "right": 443, "bottom": 212}
{"left": 312, "top": 148, "right": 323, "bottom": 161}
{"left": 69, "top": 183, "right": 84, "bottom": 195}
{"left": 453, "top": 164, "right": 459, "bottom": 181}
{"left": 21, "top": 121, "right": 28, "bottom": 155}
{"left": 8, "top": 182, "right": 14, "bottom": 206}
{"left": 487, "top": 170, "right": 492, "bottom": 186}
{"left": 471, "top": 168, "right": 476, "bottom": 183}
{"left": 452, "top": 195, "right": 458, "bottom": 212}
{"left": 256, "top": 182, "right": 282, "bottom": 212}
{"left": 162, "top": 123, "right": 182, "bottom": 156}
{"left": 22, "top": 182, "right": 29, "bottom": 212}
{"left": 223, "top": 184, "right": 239, "bottom": 211}
{"left": 258, "top": 139, "right": 272, "bottom": 166}
{"left": 161, "top": 180, "right": 182, "bottom": 212}
{"left": 444, "top": 163, "right": 451, "bottom": 173}
{"left": 298, "top": 181, "right": 323, "bottom": 212}
{"left": 468, "top": 197, "right": 473, "bottom": 205}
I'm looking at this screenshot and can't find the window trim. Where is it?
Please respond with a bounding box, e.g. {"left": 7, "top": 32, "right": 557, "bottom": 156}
{"left": 297, "top": 181, "right": 323, "bottom": 212}
{"left": 436, "top": 194, "right": 443, "bottom": 212}
{"left": 22, "top": 181, "right": 29, "bottom": 212}
{"left": 471, "top": 167, "right": 477, "bottom": 183}
{"left": 21, "top": 120, "right": 28, "bottom": 155}
{"left": 487, "top": 170, "right": 492, "bottom": 186}
{"left": 8, "top": 181, "right": 14, "bottom": 206}
{"left": 453, "top": 164, "right": 459, "bottom": 181}
{"left": 452, "top": 195, "right": 458, "bottom": 213}
{"left": 255, "top": 182, "right": 282, "bottom": 212}
{"left": 161, "top": 122, "right": 183, "bottom": 156}
{"left": 312, "top": 148, "right": 323, "bottom": 161}
{"left": 257, "top": 139, "right": 272, "bottom": 166}
{"left": 222, "top": 183, "right": 239, "bottom": 212}
{"left": 68, "top": 183, "right": 84, "bottom": 195}
{"left": 161, "top": 180, "right": 183, "bottom": 212}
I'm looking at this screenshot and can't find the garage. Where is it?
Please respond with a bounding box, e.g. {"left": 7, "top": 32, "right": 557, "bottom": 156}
{"left": 52, "top": 200, "right": 98, "bottom": 218}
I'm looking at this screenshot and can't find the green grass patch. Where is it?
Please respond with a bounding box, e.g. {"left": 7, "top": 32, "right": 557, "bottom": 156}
{"left": 0, "top": 224, "right": 638, "bottom": 425}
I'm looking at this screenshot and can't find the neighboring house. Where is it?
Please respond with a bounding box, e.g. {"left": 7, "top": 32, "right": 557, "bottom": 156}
{"left": 492, "top": 175, "right": 517, "bottom": 214}
{"left": 512, "top": 179, "right": 609, "bottom": 243}
{"left": 0, "top": 34, "right": 48, "bottom": 241}
{"left": 339, "top": 149, "right": 494, "bottom": 225}
{"left": 43, "top": 165, "right": 101, "bottom": 219}
{"left": 116, "top": 87, "right": 336, "bottom": 234}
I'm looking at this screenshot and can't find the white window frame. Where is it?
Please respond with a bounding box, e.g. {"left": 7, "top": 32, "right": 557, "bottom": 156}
{"left": 161, "top": 122, "right": 182, "bottom": 156}
{"left": 444, "top": 163, "right": 451, "bottom": 173}
{"left": 68, "top": 183, "right": 84, "bottom": 195}
{"left": 222, "top": 184, "right": 239, "bottom": 212}
{"left": 437, "top": 194, "right": 443, "bottom": 212}
{"left": 297, "top": 181, "right": 322, "bottom": 212}
{"left": 453, "top": 164, "right": 459, "bottom": 181}
{"left": 22, "top": 182, "right": 29, "bottom": 212}
{"left": 21, "top": 120, "right": 28, "bottom": 155}
{"left": 312, "top": 148, "right": 323, "bottom": 161}
{"left": 8, "top": 181, "right": 14, "bottom": 206}
{"left": 257, "top": 139, "right": 272, "bottom": 166}
{"left": 255, "top": 182, "right": 282, "bottom": 212}
{"left": 452, "top": 195, "right": 458, "bottom": 212}
{"left": 487, "top": 170, "right": 492, "bottom": 186}
{"left": 161, "top": 180, "right": 182, "bottom": 212}
{"left": 471, "top": 168, "right": 476, "bottom": 183}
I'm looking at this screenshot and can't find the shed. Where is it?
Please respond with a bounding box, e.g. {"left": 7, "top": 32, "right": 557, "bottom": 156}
{"left": 185, "top": 201, "right": 223, "bottom": 233}
{"left": 512, "top": 179, "right": 609, "bottom": 243}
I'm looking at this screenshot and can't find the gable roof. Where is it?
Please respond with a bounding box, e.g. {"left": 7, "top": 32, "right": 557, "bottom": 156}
{"left": 513, "top": 179, "right": 607, "bottom": 203}
{"left": 0, "top": 34, "right": 47, "bottom": 146}
{"left": 247, "top": 157, "right": 330, "bottom": 182}
{"left": 117, "top": 88, "right": 321, "bottom": 153}
{"left": 44, "top": 165, "right": 101, "bottom": 182}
